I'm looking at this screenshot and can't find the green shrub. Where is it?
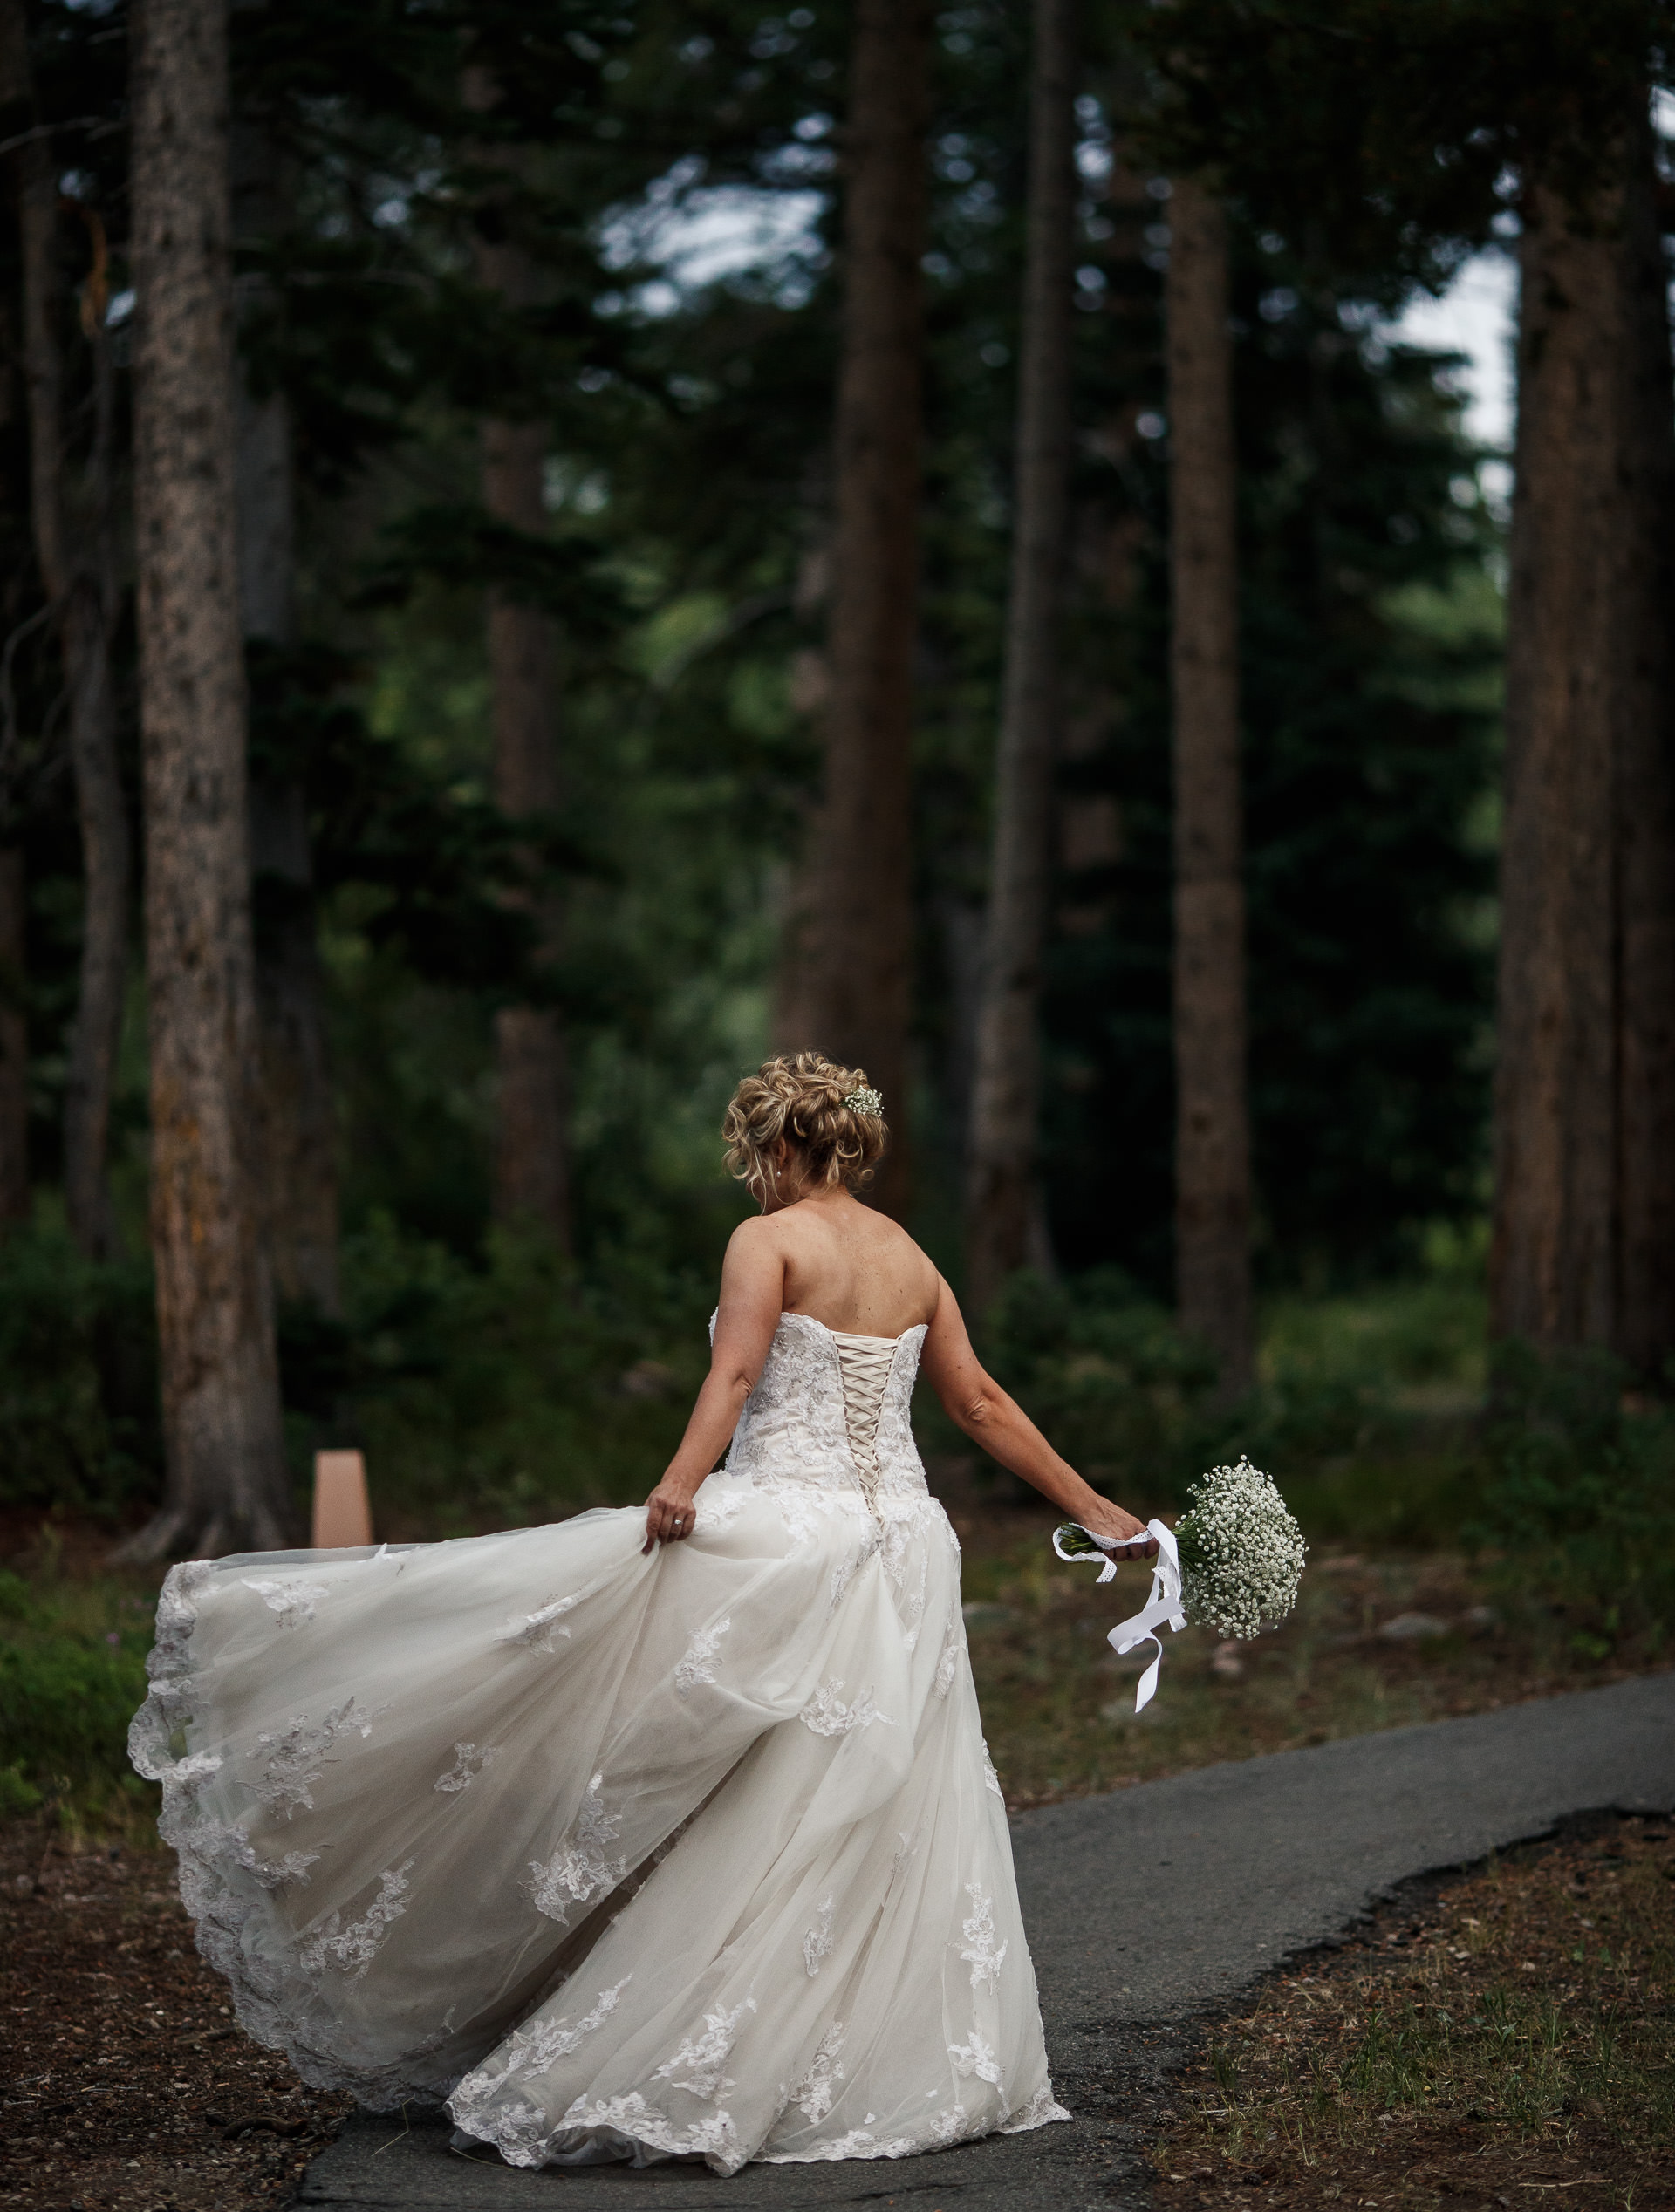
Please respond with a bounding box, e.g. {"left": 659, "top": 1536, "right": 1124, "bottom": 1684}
{"left": 309, "top": 1217, "right": 716, "bottom": 1528}
{"left": 0, "top": 1625, "right": 150, "bottom": 1792}
{"left": 0, "top": 1762, "right": 42, "bottom": 1815}
{"left": 0, "top": 1229, "right": 161, "bottom": 1512}
{"left": 954, "top": 1261, "right": 1508, "bottom": 1551}
{"left": 1471, "top": 1341, "right": 1675, "bottom": 1651}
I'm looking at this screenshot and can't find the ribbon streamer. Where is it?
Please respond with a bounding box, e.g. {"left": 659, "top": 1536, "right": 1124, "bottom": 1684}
{"left": 1051, "top": 1519, "right": 1186, "bottom": 1713}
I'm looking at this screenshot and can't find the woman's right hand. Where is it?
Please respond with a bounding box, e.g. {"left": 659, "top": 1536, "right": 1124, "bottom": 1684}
{"left": 1074, "top": 1499, "right": 1159, "bottom": 1560}
{"left": 643, "top": 1476, "right": 701, "bottom": 1554}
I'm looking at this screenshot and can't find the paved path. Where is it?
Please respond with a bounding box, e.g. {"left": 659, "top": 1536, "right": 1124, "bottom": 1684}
{"left": 299, "top": 1674, "right": 1675, "bottom": 2212}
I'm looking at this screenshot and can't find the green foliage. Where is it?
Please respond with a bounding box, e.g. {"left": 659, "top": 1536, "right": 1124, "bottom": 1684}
{"left": 972, "top": 1264, "right": 1473, "bottom": 1534}
{"left": 1472, "top": 1342, "right": 1675, "bottom": 1652}
{"left": 0, "top": 1230, "right": 161, "bottom": 1513}
{"left": 0, "top": 1567, "right": 154, "bottom": 1809}
{"left": 287, "top": 1219, "right": 719, "bottom": 1529}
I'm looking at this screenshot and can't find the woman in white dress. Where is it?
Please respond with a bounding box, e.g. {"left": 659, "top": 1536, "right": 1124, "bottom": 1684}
{"left": 130, "top": 1053, "right": 1157, "bottom": 2176}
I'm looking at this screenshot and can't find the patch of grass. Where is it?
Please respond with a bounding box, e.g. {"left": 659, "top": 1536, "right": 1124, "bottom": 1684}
{"left": 0, "top": 1560, "right": 162, "bottom": 1840}
{"left": 1153, "top": 1817, "right": 1675, "bottom": 2208}
{"left": 1150, "top": 1822, "right": 1672, "bottom": 2202}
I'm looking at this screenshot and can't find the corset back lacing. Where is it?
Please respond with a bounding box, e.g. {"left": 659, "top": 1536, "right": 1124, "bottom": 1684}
{"left": 827, "top": 1330, "right": 898, "bottom": 1517}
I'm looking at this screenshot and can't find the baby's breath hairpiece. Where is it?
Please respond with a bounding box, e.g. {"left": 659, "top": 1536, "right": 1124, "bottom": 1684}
{"left": 842, "top": 1085, "right": 883, "bottom": 1117}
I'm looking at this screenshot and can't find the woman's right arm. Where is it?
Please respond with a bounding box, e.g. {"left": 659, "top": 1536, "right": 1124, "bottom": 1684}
{"left": 918, "top": 1276, "right": 1158, "bottom": 1556}
{"left": 641, "top": 1219, "right": 786, "bottom": 1550}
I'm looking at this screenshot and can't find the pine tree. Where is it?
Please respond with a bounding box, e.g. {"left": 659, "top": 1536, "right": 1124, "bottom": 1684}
{"left": 125, "top": 0, "right": 290, "bottom": 1558}
{"left": 966, "top": 0, "right": 1077, "bottom": 1321}
{"left": 465, "top": 61, "right": 571, "bottom": 1248}
{"left": 1491, "top": 119, "right": 1675, "bottom": 1364}
{"left": 234, "top": 87, "right": 342, "bottom": 1318}
{"left": 3, "top": 0, "right": 127, "bottom": 1257}
{"left": 788, "top": 0, "right": 933, "bottom": 1217}
{"left": 1166, "top": 177, "right": 1251, "bottom": 1396}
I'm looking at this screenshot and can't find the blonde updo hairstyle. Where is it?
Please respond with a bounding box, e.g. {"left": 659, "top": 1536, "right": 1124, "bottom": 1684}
{"left": 722, "top": 1051, "right": 889, "bottom": 1199}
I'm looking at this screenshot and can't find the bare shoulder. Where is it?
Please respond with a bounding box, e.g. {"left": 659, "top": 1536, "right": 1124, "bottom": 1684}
{"left": 725, "top": 1211, "right": 783, "bottom": 1255}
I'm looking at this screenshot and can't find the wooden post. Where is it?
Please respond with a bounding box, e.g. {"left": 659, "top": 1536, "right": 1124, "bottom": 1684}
{"left": 311, "top": 1450, "right": 373, "bottom": 1550}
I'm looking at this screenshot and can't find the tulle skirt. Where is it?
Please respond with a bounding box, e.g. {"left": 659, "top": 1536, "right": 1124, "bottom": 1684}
{"left": 130, "top": 1473, "right": 1067, "bottom": 2174}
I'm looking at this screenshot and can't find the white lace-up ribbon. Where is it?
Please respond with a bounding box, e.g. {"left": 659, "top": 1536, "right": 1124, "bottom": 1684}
{"left": 1051, "top": 1519, "right": 1186, "bottom": 1713}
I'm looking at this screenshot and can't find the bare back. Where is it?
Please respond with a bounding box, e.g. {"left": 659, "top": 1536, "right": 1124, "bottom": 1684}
{"left": 774, "top": 1192, "right": 940, "bottom": 1339}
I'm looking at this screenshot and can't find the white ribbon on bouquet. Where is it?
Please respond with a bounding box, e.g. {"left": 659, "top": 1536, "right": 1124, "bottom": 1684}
{"left": 1051, "top": 1519, "right": 1186, "bottom": 1714}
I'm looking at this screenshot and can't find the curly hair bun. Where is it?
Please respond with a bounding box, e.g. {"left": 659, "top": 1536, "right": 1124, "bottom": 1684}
{"left": 721, "top": 1051, "right": 889, "bottom": 1196}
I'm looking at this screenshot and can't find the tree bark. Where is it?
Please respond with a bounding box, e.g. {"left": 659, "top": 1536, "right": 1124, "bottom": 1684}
{"left": 10, "top": 18, "right": 128, "bottom": 1260}
{"left": 1167, "top": 179, "right": 1252, "bottom": 1400}
{"left": 1491, "top": 131, "right": 1675, "bottom": 1374}
{"left": 0, "top": 845, "right": 25, "bottom": 1227}
{"left": 792, "top": 0, "right": 933, "bottom": 1220}
{"left": 483, "top": 409, "right": 571, "bottom": 1244}
{"left": 466, "top": 69, "right": 571, "bottom": 1247}
{"left": 234, "top": 108, "right": 343, "bottom": 1316}
{"left": 1610, "top": 138, "right": 1675, "bottom": 1376}
{"left": 122, "top": 0, "right": 291, "bottom": 1559}
{"left": 965, "top": 0, "right": 1077, "bottom": 1321}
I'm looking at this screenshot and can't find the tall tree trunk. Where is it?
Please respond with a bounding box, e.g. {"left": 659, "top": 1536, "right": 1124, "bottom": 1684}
{"left": 234, "top": 109, "right": 342, "bottom": 1315}
{"left": 0, "top": 845, "right": 25, "bottom": 1226}
{"left": 1167, "top": 179, "right": 1252, "bottom": 1400}
{"left": 792, "top": 0, "right": 933, "bottom": 1219}
{"left": 483, "top": 409, "right": 571, "bottom": 1243}
{"left": 10, "top": 10, "right": 129, "bottom": 1260}
{"left": 466, "top": 69, "right": 571, "bottom": 1246}
{"left": 1611, "top": 134, "right": 1675, "bottom": 1377}
{"left": 1492, "top": 126, "right": 1675, "bottom": 1374}
{"left": 965, "top": 0, "right": 1077, "bottom": 1321}
{"left": 121, "top": 0, "right": 291, "bottom": 1560}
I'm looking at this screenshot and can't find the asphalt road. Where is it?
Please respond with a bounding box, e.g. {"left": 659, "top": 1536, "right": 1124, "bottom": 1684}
{"left": 298, "top": 1672, "right": 1675, "bottom": 2212}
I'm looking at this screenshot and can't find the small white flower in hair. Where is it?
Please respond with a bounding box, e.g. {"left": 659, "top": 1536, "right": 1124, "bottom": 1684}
{"left": 842, "top": 1086, "right": 883, "bottom": 1116}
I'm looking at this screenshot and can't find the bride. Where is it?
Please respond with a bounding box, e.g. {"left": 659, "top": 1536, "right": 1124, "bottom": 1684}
{"left": 131, "top": 1052, "right": 1157, "bottom": 2176}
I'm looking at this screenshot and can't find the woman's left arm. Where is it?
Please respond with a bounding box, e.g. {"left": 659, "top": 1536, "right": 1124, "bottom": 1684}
{"left": 641, "top": 1219, "right": 786, "bottom": 1551}
{"left": 919, "top": 1275, "right": 1158, "bottom": 1556}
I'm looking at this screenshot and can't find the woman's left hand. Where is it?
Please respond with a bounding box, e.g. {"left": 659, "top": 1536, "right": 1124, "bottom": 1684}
{"left": 643, "top": 1478, "right": 701, "bottom": 1554}
{"left": 1076, "top": 1499, "right": 1159, "bottom": 1560}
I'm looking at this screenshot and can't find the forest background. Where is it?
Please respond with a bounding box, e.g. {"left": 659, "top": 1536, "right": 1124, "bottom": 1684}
{"left": 1, "top": 0, "right": 1673, "bottom": 1726}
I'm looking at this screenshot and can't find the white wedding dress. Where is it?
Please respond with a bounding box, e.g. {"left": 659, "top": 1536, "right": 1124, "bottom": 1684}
{"left": 129, "top": 1311, "right": 1069, "bottom": 2174}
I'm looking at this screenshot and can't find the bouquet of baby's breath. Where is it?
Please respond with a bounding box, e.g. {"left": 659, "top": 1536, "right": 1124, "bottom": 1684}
{"left": 1173, "top": 1457, "right": 1306, "bottom": 1639}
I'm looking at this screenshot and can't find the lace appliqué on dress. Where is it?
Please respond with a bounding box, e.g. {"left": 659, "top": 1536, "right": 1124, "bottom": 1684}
{"left": 673, "top": 1617, "right": 731, "bottom": 1695}
{"left": 803, "top": 1895, "right": 836, "bottom": 1977}
{"left": 654, "top": 1996, "right": 756, "bottom": 2101}
{"left": 555, "top": 2093, "right": 748, "bottom": 2175}
{"left": 933, "top": 1615, "right": 964, "bottom": 1699}
{"left": 799, "top": 1680, "right": 895, "bottom": 1737}
{"left": 1001, "top": 2081, "right": 1072, "bottom": 2131}
{"left": 948, "top": 2028, "right": 1003, "bottom": 2088}
{"left": 241, "top": 1577, "right": 329, "bottom": 1628}
{"left": 434, "top": 1742, "right": 500, "bottom": 1794}
{"left": 247, "top": 1697, "right": 386, "bottom": 1819}
{"left": 524, "top": 1774, "right": 626, "bottom": 1924}
{"left": 451, "top": 1977, "right": 633, "bottom": 2133}
{"left": 694, "top": 1484, "right": 746, "bottom": 1533}
{"left": 500, "top": 1591, "right": 584, "bottom": 1654}
{"left": 959, "top": 1882, "right": 1008, "bottom": 1991}
{"left": 787, "top": 2021, "right": 845, "bottom": 2121}
{"left": 301, "top": 1860, "right": 414, "bottom": 1980}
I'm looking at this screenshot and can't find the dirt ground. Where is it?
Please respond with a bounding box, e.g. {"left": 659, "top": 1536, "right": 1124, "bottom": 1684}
{"left": 1149, "top": 1813, "right": 1675, "bottom": 2212}
{"left": 0, "top": 1821, "right": 352, "bottom": 2212}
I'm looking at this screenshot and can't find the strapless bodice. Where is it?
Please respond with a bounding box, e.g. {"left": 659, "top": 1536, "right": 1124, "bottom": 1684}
{"left": 718, "top": 1311, "right": 930, "bottom": 1512}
